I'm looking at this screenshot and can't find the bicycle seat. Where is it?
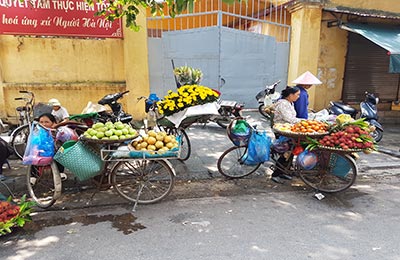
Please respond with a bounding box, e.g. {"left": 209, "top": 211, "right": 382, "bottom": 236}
{"left": 16, "top": 106, "right": 31, "bottom": 112}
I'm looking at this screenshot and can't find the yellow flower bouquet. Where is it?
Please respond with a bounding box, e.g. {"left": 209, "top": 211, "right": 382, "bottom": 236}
{"left": 157, "top": 85, "right": 220, "bottom": 117}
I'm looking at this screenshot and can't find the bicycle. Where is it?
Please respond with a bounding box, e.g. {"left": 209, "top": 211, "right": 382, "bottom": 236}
{"left": 217, "top": 118, "right": 358, "bottom": 193}
{"left": 9, "top": 91, "right": 36, "bottom": 159}
{"left": 26, "top": 123, "right": 177, "bottom": 209}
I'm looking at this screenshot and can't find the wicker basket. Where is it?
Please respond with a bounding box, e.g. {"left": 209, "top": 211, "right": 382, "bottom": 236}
{"left": 273, "top": 128, "right": 329, "bottom": 139}
{"left": 54, "top": 141, "right": 105, "bottom": 181}
{"left": 317, "top": 145, "right": 363, "bottom": 153}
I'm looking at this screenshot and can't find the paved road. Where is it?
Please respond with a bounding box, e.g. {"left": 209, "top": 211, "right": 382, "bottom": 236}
{"left": 1, "top": 173, "right": 400, "bottom": 260}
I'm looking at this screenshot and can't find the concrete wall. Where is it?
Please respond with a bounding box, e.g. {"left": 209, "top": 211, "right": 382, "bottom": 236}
{"left": 0, "top": 11, "right": 150, "bottom": 124}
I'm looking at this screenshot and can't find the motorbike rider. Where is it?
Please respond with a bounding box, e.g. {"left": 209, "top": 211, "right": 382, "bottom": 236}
{"left": 292, "top": 71, "right": 322, "bottom": 119}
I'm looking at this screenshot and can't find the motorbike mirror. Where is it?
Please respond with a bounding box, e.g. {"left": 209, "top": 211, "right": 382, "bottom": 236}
{"left": 220, "top": 78, "right": 226, "bottom": 87}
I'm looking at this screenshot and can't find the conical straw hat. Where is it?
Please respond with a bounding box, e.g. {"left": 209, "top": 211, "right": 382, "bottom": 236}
{"left": 292, "top": 71, "right": 322, "bottom": 85}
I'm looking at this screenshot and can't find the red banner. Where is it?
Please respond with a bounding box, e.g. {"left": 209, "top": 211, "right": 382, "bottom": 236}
{"left": 0, "top": 0, "right": 123, "bottom": 38}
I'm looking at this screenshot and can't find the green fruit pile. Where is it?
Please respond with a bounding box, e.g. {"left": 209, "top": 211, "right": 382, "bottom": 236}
{"left": 83, "top": 121, "right": 138, "bottom": 141}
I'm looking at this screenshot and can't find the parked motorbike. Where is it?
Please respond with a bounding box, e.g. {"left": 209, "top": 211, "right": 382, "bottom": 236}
{"left": 211, "top": 99, "right": 244, "bottom": 129}
{"left": 328, "top": 91, "right": 383, "bottom": 142}
{"left": 256, "top": 80, "right": 281, "bottom": 120}
{"left": 97, "top": 90, "right": 133, "bottom": 124}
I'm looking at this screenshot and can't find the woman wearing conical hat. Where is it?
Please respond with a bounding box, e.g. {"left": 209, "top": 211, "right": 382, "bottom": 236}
{"left": 292, "top": 71, "right": 322, "bottom": 119}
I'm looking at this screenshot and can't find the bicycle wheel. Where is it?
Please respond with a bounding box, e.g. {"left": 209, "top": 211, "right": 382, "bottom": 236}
{"left": 176, "top": 128, "right": 191, "bottom": 161}
{"left": 10, "top": 124, "right": 30, "bottom": 160}
{"left": 26, "top": 161, "right": 62, "bottom": 208}
{"left": 111, "top": 159, "right": 175, "bottom": 204}
{"left": 298, "top": 151, "right": 357, "bottom": 193}
{"left": 217, "top": 145, "right": 261, "bottom": 178}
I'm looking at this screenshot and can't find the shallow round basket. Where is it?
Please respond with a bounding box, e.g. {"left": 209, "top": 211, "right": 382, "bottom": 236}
{"left": 273, "top": 128, "right": 329, "bottom": 138}
{"left": 80, "top": 135, "right": 138, "bottom": 144}
{"left": 316, "top": 145, "right": 364, "bottom": 153}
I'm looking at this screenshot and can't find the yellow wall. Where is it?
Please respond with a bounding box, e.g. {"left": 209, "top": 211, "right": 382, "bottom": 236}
{"left": 0, "top": 9, "right": 149, "bottom": 123}
{"left": 326, "top": 0, "right": 400, "bottom": 13}
{"left": 287, "top": 3, "right": 322, "bottom": 110}
{"left": 315, "top": 12, "right": 348, "bottom": 110}
{"left": 287, "top": 0, "right": 400, "bottom": 111}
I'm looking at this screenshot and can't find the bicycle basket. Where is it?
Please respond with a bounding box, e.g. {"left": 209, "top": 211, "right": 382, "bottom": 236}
{"left": 329, "top": 153, "right": 351, "bottom": 178}
{"left": 227, "top": 118, "right": 252, "bottom": 146}
{"left": 54, "top": 141, "right": 104, "bottom": 181}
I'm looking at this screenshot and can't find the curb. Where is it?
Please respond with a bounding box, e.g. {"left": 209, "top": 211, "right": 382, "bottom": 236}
{"left": 378, "top": 148, "right": 400, "bottom": 159}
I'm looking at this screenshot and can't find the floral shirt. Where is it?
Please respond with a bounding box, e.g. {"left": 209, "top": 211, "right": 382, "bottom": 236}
{"left": 273, "top": 99, "right": 301, "bottom": 124}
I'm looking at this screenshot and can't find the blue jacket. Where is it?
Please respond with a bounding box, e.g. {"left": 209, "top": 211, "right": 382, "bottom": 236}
{"left": 294, "top": 86, "right": 308, "bottom": 119}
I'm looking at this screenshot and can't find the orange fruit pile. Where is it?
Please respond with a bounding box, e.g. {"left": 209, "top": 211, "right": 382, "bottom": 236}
{"left": 290, "top": 120, "right": 328, "bottom": 133}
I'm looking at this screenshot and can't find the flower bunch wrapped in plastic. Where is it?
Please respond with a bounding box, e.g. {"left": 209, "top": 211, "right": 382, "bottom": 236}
{"left": 157, "top": 85, "right": 220, "bottom": 116}
{"left": 173, "top": 66, "right": 203, "bottom": 86}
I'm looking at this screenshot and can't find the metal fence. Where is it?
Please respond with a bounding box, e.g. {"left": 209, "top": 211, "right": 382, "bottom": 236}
{"left": 147, "top": 0, "right": 290, "bottom": 42}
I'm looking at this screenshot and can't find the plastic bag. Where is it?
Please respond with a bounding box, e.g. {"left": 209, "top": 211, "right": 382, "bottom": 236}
{"left": 296, "top": 150, "right": 318, "bottom": 170}
{"left": 243, "top": 131, "right": 271, "bottom": 165}
{"left": 228, "top": 119, "right": 251, "bottom": 146}
{"left": 23, "top": 122, "right": 55, "bottom": 166}
{"left": 81, "top": 101, "right": 106, "bottom": 114}
{"left": 56, "top": 126, "right": 79, "bottom": 143}
{"left": 0, "top": 137, "right": 13, "bottom": 158}
{"left": 272, "top": 136, "right": 291, "bottom": 153}
{"left": 145, "top": 93, "right": 160, "bottom": 112}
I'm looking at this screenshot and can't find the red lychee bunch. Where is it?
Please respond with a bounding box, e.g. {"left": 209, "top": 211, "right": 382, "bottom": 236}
{"left": 0, "top": 201, "right": 20, "bottom": 224}
{"left": 319, "top": 126, "right": 375, "bottom": 150}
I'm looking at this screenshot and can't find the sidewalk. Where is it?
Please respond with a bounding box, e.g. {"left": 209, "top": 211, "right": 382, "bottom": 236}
{"left": 1, "top": 110, "right": 400, "bottom": 198}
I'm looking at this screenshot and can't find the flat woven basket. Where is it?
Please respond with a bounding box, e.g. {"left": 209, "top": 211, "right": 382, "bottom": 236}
{"left": 54, "top": 141, "right": 105, "bottom": 181}
{"left": 317, "top": 145, "right": 363, "bottom": 153}
{"left": 273, "top": 128, "right": 329, "bottom": 138}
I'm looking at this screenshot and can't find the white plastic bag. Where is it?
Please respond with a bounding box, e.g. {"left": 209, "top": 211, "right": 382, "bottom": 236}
{"left": 81, "top": 101, "right": 107, "bottom": 114}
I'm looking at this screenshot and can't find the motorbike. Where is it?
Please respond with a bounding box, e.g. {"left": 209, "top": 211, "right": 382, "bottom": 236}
{"left": 256, "top": 80, "right": 281, "bottom": 120}
{"left": 328, "top": 91, "right": 383, "bottom": 142}
{"left": 211, "top": 99, "right": 244, "bottom": 129}
{"left": 97, "top": 90, "right": 133, "bottom": 124}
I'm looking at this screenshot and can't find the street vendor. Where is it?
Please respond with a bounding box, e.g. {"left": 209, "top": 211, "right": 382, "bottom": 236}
{"left": 273, "top": 86, "right": 302, "bottom": 125}
{"left": 292, "top": 71, "right": 322, "bottom": 119}
{"left": 271, "top": 86, "right": 302, "bottom": 184}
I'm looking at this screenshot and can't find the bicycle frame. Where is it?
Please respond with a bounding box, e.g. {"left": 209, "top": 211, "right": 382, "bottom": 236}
{"left": 14, "top": 91, "right": 35, "bottom": 127}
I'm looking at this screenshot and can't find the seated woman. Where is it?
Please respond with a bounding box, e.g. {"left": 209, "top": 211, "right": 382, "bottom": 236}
{"left": 36, "top": 113, "right": 68, "bottom": 181}
{"left": 271, "top": 86, "right": 302, "bottom": 184}
{"left": 273, "top": 86, "right": 303, "bottom": 125}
